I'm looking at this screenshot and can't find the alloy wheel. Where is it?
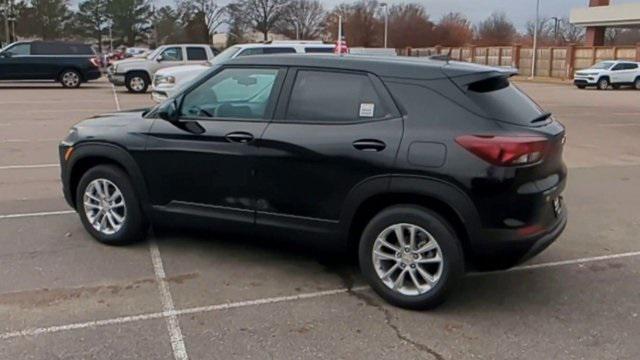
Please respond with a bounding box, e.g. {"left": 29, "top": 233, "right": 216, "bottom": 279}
{"left": 83, "top": 178, "right": 127, "bottom": 235}
{"left": 62, "top": 71, "right": 80, "bottom": 88}
{"left": 129, "top": 77, "right": 146, "bottom": 92}
{"left": 372, "top": 223, "right": 444, "bottom": 296}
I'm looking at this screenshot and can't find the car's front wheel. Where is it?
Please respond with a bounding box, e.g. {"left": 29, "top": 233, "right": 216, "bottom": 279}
{"left": 125, "top": 72, "right": 149, "bottom": 93}
{"left": 76, "top": 165, "right": 147, "bottom": 245}
{"left": 359, "top": 205, "right": 464, "bottom": 310}
{"left": 597, "top": 77, "right": 609, "bottom": 90}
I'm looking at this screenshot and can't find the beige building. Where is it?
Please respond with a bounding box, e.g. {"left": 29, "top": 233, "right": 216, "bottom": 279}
{"left": 570, "top": 0, "right": 640, "bottom": 46}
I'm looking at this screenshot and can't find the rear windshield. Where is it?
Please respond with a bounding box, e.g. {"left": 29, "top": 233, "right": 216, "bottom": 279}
{"left": 465, "top": 76, "right": 545, "bottom": 126}
{"left": 31, "top": 42, "right": 94, "bottom": 55}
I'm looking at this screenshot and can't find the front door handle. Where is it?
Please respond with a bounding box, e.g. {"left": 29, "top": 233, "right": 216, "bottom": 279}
{"left": 353, "top": 139, "right": 386, "bottom": 152}
{"left": 225, "top": 132, "right": 254, "bottom": 144}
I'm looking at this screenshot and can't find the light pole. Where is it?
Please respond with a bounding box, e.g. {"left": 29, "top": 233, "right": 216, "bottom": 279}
{"left": 531, "top": 0, "right": 540, "bottom": 79}
{"left": 380, "top": 2, "right": 388, "bottom": 48}
{"left": 551, "top": 16, "right": 559, "bottom": 44}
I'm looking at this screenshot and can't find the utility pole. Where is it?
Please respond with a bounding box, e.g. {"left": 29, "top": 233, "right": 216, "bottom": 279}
{"left": 531, "top": 0, "right": 540, "bottom": 79}
{"left": 3, "top": 0, "right": 9, "bottom": 46}
{"left": 551, "top": 16, "right": 559, "bottom": 45}
{"left": 380, "top": 2, "right": 388, "bottom": 48}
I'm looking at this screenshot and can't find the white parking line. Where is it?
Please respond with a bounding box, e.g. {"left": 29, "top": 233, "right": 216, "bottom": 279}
{"left": 111, "top": 84, "right": 121, "bottom": 111}
{"left": 0, "top": 164, "right": 59, "bottom": 170}
{"left": 149, "top": 241, "right": 189, "bottom": 360}
{"left": 0, "top": 286, "right": 367, "bottom": 341}
{"left": 0, "top": 210, "right": 74, "bottom": 220}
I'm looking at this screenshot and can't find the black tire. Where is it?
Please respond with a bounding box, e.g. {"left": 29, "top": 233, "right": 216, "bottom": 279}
{"left": 634, "top": 78, "right": 640, "bottom": 90}
{"left": 597, "top": 77, "right": 609, "bottom": 90}
{"left": 59, "top": 69, "right": 82, "bottom": 88}
{"left": 76, "top": 165, "right": 147, "bottom": 245}
{"left": 125, "top": 72, "right": 149, "bottom": 93}
{"left": 358, "top": 205, "right": 464, "bottom": 310}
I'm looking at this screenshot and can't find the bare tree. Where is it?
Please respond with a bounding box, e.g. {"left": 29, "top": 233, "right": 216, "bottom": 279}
{"left": 177, "top": 0, "right": 225, "bottom": 43}
{"left": 240, "top": 0, "right": 289, "bottom": 41}
{"left": 557, "top": 17, "right": 583, "bottom": 44}
{"left": 387, "top": 3, "right": 434, "bottom": 48}
{"left": 325, "top": 1, "right": 381, "bottom": 47}
{"left": 276, "top": 0, "right": 324, "bottom": 40}
{"left": 476, "top": 12, "right": 517, "bottom": 46}
{"left": 433, "top": 12, "right": 473, "bottom": 46}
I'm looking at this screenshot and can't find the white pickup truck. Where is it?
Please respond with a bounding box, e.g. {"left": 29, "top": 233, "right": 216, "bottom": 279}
{"left": 107, "top": 44, "right": 218, "bottom": 93}
{"left": 151, "top": 42, "right": 335, "bottom": 102}
{"left": 574, "top": 60, "right": 640, "bottom": 90}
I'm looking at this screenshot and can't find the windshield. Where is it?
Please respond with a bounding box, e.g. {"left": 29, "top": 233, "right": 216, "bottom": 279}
{"left": 146, "top": 47, "right": 164, "bottom": 60}
{"left": 590, "top": 62, "right": 614, "bottom": 70}
{"left": 210, "top": 46, "right": 240, "bottom": 65}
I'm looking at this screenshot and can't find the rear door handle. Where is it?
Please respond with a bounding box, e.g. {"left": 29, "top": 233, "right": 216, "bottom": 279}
{"left": 353, "top": 139, "right": 386, "bottom": 152}
{"left": 225, "top": 132, "right": 254, "bottom": 144}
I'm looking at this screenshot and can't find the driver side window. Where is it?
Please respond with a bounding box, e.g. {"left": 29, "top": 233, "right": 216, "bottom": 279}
{"left": 160, "top": 47, "right": 183, "bottom": 61}
{"left": 180, "top": 67, "right": 280, "bottom": 120}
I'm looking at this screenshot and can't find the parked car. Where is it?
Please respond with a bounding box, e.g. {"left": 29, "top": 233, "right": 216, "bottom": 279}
{"left": 574, "top": 60, "right": 640, "bottom": 90}
{"left": 124, "top": 47, "right": 149, "bottom": 58}
{"left": 0, "top": 41, "right": 102, "bottom": 88}
{"left": 150, "top": 42, "right": 335, "bottom": 102}
{"left": 59, "top": 55, "right": 567, "bottom": 309}
{"left": 107, "top": 44, "right": 217, "bottom": 93}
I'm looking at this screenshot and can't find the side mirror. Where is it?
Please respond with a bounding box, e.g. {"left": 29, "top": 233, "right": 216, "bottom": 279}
{"left": 157, "top": 100, "right": 179, "bottom": 123}
{"left": 1, "top": 52, "right": 13, "bottom": 58}
{"left": 156, "top": 55, "right": 163, "bottom": 62}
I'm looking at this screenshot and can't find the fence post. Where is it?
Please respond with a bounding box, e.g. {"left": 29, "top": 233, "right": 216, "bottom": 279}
{"left": 612, "top": 46, "right": 618, "bottom": 60}
{"left": 567, "top": 44, "right": 576, "bottom": 79}
{"left": 512, "top": 44, "right": 521, "bottom": 70}
{"left": 435, "top": 45, "right": 442, "bottom": 55}
{"left": 548, "top": 47, "right": 554, "bottom": 78}
{"left": 405, "top": 47, "right": 412, "bottom": 57}
{"left": 484, "top": 48, "right": 489, "bottom": 65}
{"left": 636, "top": 43, "right": 640, "bottom": 62}
{"left": 498, "top": 47, "right": 503, "bottom": 66}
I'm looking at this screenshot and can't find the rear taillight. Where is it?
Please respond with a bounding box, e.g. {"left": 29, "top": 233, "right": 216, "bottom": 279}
{"left": 455, "top": 135, "right": 548, "bottom": 166}
{"left": 89, "top": 57, "right": 101, "bottom": 68}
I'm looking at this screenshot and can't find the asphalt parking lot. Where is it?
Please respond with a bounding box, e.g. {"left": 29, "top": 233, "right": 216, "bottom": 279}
{"left": 1, "top": 78, "right": 639, "bottom": 359}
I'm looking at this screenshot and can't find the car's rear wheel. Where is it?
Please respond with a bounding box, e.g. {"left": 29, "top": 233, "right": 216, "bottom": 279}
{"left": 76, "top": 165, "right": 147, "bottom": 245}
{"left": 634, "top": 78, "right": 640, "bottom": 90}
{"left": 125, "top": 72, "right": 149, "bottom": 93}
{"left": 597, "top": 78, "right": 609, "bottom": 90}
{"left": 60, "top": 69, "right": 81, "bottom": 88}
{"left": 359, "top": 205, "right": 463, "bottom": 310}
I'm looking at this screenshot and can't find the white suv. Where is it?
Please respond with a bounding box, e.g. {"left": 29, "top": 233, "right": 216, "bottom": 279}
{"left": 574, "top": 60, "right": 640, "bottom": 90}
{"left": 108, "top": 44, "right": 217, "bottom": 93}
{"left": 151, "top": 42, "right": 334, "bottom": 102}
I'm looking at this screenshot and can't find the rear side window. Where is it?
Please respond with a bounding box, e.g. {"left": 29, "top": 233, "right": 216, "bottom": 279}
{"left": 7, "top": 43, "right": 30, "bottom": 55}
{"left": 31, "top": 42, "right": 93, "bottom": 55}
{"left": 624, "top": 63, "right": 638, "bottom": 70}
{"left": 304, "top": 47, "right": 334, "bottom": 53}
{"left": 263, "top": 47, "right": 296, "bottom": 54}
{"left": 286, "top": 70, "right": 387, "bottom": 123}
{"left": 186, "top": 47, "right": 207, "bottom": 61}
{"left": 237, "top": 48, "right": 263, "bottom": 56}
{"left": 465, "top": 76, "right": 545, "bottom": 126}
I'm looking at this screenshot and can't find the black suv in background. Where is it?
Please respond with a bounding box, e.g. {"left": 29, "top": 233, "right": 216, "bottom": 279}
{"left": 0, "top": 41, "right": 101, "bottom": 88}
{"left": 59, "top": 55, "right": 567, "bottom": 309}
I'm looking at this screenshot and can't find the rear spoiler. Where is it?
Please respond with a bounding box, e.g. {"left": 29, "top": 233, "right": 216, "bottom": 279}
{"left": 444, "top": 65, "right": 519, "bottom": 89}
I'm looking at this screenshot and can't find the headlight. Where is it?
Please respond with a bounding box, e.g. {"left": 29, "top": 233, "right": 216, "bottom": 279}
{"left": 157, "top": 75, "right": 175, "bottom": 85}
{"left": 112, "top": 64, "right": 118, "bottom": 73}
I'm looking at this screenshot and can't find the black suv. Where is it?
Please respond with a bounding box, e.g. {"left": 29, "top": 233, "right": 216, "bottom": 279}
{"left": 59, "top": 55, "right": 567, "bottom": 309}
{"left": 0, "top": 41, "right": 101, "bottom": 88}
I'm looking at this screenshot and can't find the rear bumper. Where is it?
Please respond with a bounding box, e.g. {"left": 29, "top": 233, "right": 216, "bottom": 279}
{"left": 85, "top": 69, "right": 102, "bottom": 81}
{"left": 470, "top": 203, "right": 567, "bottom": 270}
